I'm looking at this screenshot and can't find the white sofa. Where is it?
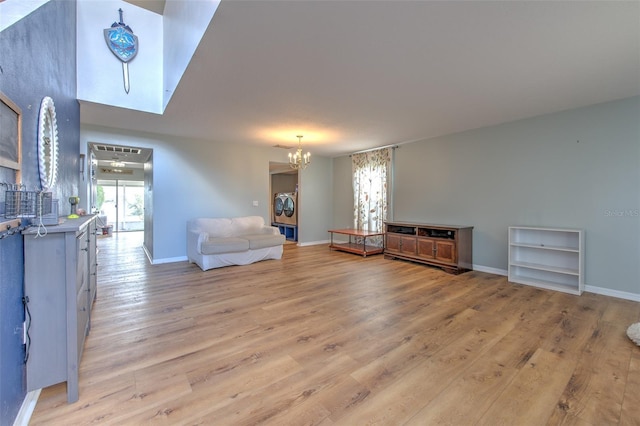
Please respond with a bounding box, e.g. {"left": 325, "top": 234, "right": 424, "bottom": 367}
{"left": 187, "top": 216, "right": 285, "bottom": 271}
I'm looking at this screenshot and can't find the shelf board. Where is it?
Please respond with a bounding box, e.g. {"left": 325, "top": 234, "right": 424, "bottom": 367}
{"left": 509, "top": 226, "right": 582, "bottom": 233}
{"left": 510, "top": 260, "right": 579, "bottom": 276}
{"left": 509, "top": 273, "right": 582, "bottom": 295}
{"left": 329, "top": 242, "right": 384, "bottom": 257}
{"left": 510, "top": 242, "right": 579, "bottom": 252}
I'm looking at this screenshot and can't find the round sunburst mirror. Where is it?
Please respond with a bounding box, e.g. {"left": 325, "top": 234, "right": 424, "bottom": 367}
{"left": 38, "top": 96, "right": 59, "bottom": 191}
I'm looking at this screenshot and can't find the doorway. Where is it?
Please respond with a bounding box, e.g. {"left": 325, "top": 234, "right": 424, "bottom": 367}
{"left": 269, "top": 162, "right": 299, "bottom": 243}
{"left": 88, "top": 142, "right": 153, "bottom": 257}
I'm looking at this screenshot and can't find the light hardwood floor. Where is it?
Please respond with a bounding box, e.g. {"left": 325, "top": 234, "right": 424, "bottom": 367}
{"left": 30, "top": 232, "right": 640, "bottom": 425}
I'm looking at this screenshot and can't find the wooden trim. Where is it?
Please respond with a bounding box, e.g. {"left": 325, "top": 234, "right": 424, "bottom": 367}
{"left": 0, "top": 218, "right": 21, "bottom": 233}
{"left": 0, "top": 91, "right": 22, "bottom": 183}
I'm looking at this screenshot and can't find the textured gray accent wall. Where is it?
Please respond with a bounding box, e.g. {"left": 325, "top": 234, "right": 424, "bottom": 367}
{"left": 0, "top": 0, "right": 79, "bottom": 202}
{"left": 0, "top": 1, "right": 79, "bottom": 423}
{"left": 332, "top": 96, "right": 640, "bottom": 295}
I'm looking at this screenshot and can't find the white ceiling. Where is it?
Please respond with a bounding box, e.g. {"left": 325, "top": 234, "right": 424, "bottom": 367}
{"left": 125, "top": 0, "right": 165, "bottom": 15}
{"left": 82, "top": 1, "right": 640, "bottom": 158}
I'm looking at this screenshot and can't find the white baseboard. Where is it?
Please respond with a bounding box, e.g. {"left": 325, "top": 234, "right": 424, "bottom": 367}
{"left": 298, "top": 239, "right": 330, "bottom": 247}
{"left": 151, "top": 255, "right": 188, "bottom": 265}
{"left": 13, "top": 389, "right": 40, "bottom": 426}
{"left": 472, "top": 264, "right": 639, "bottom": 302}
{"left": 584, "top": 285, "right": 640, "bottom": 302}
{"left": 472, "top": 264, "right": 508, "bottom": 276}
{"left": 142, "top": 243, "right": 153, "bottom": 264}
{"left": 143, "top": 243, "right": 189, "bottom": 265}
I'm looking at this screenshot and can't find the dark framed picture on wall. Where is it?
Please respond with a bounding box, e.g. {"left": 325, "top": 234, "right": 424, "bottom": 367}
{"left": 0, "top": 91, "right": 22, "bottom": 184}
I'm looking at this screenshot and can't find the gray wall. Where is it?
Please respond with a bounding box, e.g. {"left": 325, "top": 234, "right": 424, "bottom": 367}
{"left": 298, "top": 155, "right": 333, "bottom": 244}
{"left": 0, "top": 1, "right": 79, "bottom": 423}
{"left": 332, "top": 96, "right": 640, "bottom": 297}
{"left": 0, "top": 2, "right": 80, "bottom": 202}
{"left": 81, "top": 125, "right": 334, "bottom": 260}
{"left": 271, "top": 173, "right": 297, "bottom": 195}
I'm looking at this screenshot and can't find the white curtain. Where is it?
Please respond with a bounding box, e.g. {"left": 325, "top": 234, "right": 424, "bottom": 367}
{"left": 352, "top": 147, "right": 391, "bottom": 246}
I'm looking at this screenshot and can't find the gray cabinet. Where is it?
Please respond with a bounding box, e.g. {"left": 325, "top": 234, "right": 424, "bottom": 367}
{"left": 23, "top": 215, "right": 98, "bottom": 403}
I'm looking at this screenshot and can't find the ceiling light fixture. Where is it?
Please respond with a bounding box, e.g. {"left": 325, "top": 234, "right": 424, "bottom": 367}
{"left": 288, "top": 135, "right": 310, "bottom": 170}
{"left": 110, "top": 161, "right": 126, "bottom": 168}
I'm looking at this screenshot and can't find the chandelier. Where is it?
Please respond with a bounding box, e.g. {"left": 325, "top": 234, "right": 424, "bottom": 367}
{"left": 289, "top": 135, "right": 311, "bottom": 170}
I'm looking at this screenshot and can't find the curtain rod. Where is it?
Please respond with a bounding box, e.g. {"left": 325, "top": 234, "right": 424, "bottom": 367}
{"left": 350, "top": 144, "right": 399, "bottom": 156}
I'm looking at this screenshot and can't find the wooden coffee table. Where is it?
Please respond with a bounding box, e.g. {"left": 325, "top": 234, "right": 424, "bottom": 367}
{"left": 328, "top": 229, "right": 385, "bottom": 257}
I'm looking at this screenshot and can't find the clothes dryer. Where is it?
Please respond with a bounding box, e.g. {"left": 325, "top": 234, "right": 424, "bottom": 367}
{"left": 273, "top": 192, "right": 297, "bottom": 225}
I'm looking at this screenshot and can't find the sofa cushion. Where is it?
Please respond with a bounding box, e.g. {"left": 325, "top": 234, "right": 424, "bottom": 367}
{"left": 230, "top": 216, "right": 266, "bottom": 235}
{"left": 201, "top": 237, "right": 249, "bottom": 255}
{"left": 190, "top": 216, "right": 266, "bottom": 238}
{"left": 190, "top": 218, "right": 234, "bottom": 238}
{"left": 245, "top": 233, "right": 286, "bottom": 250}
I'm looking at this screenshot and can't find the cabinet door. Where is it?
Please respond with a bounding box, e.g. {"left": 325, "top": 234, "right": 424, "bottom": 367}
{"left": 88, "top": 219, "right": 97, "bottom": 306}
{"left": 399, "top": 236, "right": 416, "bottom": 255}
{"left": 25, "top": 234, "right": 67, "bottom": 391}
{"left": 418, "top": 238, "right": 457, "bottom": 264}
{"left": 76, "top": 233, "right": 88, "bottom": 294}
{"left": 76, "top": 281, "right": 90, "bottom": 363}
{"left": 434, "top": 240, "right": 456, "bottom": 264}
{"left": 417, "top": 238, "right": 436, "bottom": 259}
{"left": 418, "top": 238, "right": 436, "bottom": 259}
{"left": 386, "top": 234, "right": 416, "bottom": 255}
{"left": 386, "top": 234, "right": 402, "bottom": 253}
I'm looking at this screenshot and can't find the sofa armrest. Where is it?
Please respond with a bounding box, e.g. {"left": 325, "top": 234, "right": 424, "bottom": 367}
{"left": 263, "top": 226, "right": 280, "bottom": 236}
{"left": 187, "top": 229, "right": 208, "bottom": 257}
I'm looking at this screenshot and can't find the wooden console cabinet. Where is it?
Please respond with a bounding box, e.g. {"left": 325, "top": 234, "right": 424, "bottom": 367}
{"left": 384, "top": 222, "right": 473, "bottom": 274}
{"left": 23, "top": 215, "right": 98, "bottom": 403}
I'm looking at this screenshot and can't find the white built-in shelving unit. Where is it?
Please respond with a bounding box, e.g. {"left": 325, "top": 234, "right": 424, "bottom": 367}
{"left": 508, "top": 226, "right": 584, "bottom": 295}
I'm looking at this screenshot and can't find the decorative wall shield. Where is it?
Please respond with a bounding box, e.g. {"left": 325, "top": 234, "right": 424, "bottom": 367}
{"left": 104, "top": 9, "right": 138, "bottom": 93}
{"left": 104, "top": 26, "right": 138, "bottom": 63}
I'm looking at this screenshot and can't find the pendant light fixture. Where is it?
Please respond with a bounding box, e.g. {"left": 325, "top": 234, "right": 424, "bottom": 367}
{"left": 288, "top": 135, "right": 311, "bottom": 170}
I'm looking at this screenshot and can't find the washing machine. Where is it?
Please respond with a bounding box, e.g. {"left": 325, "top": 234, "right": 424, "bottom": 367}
{"left": 273, "top": 192, "right": 297, "bottom": 225}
